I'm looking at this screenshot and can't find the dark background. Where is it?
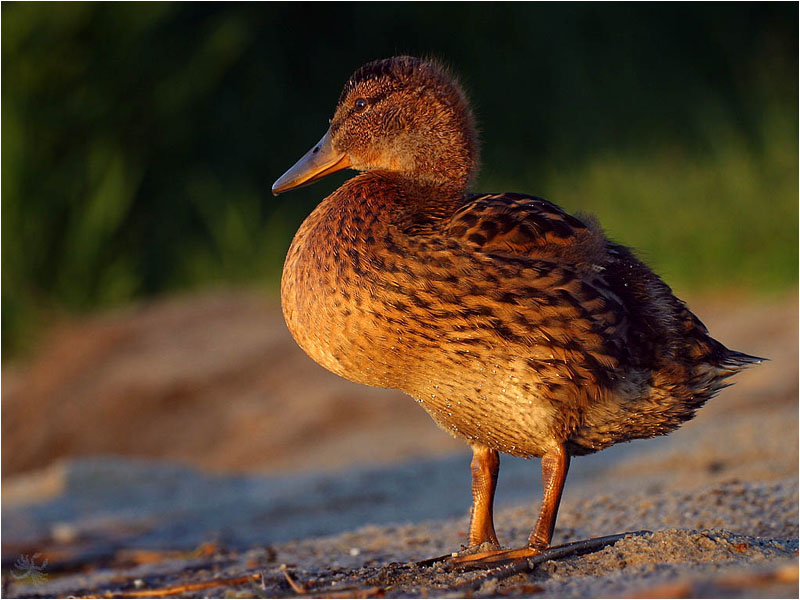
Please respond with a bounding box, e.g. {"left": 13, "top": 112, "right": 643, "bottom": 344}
{"left": 3, "top": 2, "right": 797, "bottom": 357}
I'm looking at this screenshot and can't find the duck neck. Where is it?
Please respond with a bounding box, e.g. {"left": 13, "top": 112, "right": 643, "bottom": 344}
{"left": 392, "top": 128, "right": 478, "bottom": 193}
{"left": 351, "top": 170, "right": 468, "bottom": 227}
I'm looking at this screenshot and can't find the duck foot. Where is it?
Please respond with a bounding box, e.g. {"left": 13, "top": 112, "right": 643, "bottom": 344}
{"left": 415, "top": 542, "right": 501, "bottom": 568}
{"left": 452, "top": 530, "right": 652, "bottom": 574}
{"left": 449, "top": 546, "right": 541, "bottom": 570}
{"left": 452, "top": 532, "right": 653, "bottom": 593}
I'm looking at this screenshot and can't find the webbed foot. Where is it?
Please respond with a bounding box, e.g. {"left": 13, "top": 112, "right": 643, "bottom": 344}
{"left": 449, "top": 545, "right": 541, "bottom": 570}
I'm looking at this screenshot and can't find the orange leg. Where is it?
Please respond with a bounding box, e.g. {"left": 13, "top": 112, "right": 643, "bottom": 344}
{"left": 453, "top": 443, "right": 570, "bottom": 567}
{"left": 468, "top": 444, "right": 500, "bottom": 546}
{"left": 530, "top": 442, "right": 570, "bottom": 549}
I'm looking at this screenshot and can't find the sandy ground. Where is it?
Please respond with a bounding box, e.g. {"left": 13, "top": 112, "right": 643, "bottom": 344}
{"left": 2, "top": 291, "right": 798, "bottom": 597}
{"left": 2, "top": 291, "right": 466, "bottom": 479}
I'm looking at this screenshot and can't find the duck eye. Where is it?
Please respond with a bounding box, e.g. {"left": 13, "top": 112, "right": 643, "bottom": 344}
{"left": 354, "top": 97, "right": 368, "bottom": 113}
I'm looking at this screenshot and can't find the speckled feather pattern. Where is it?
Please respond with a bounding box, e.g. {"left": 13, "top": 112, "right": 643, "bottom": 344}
{"left": 281, "top": 169, "right": 759, "bottom": 459}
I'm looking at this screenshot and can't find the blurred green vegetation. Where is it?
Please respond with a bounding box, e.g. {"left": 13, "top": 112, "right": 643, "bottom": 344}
{"left": 2, "top": 3, "right": 797, "bottom": 357}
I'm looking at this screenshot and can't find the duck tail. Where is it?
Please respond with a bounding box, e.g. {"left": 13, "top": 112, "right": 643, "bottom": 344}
{"left": 716, "top": 347, "right": 767, "bottom": 377}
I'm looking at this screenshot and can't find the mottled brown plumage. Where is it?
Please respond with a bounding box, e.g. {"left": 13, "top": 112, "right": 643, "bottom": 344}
{"left": 274, "top": 56, "right": 762, "bottom": 565}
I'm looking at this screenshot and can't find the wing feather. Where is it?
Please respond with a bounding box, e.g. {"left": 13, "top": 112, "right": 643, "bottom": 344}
{"left": 446, "top": 193, "right": 607, "bottom": 268}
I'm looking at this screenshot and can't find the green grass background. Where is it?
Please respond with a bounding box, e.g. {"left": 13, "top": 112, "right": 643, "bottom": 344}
{"left": 2, "top": 3, "right": 797, "bottom": 357}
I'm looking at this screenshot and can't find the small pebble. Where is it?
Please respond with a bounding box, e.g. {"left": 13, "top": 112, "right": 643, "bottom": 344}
{"left": 52, "top": 523, "right": 78, "bottom": 544}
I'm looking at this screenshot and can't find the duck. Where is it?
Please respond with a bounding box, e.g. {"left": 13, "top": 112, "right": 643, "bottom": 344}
{"left": 272, "top": 56, "right": 762, "bottom": 566}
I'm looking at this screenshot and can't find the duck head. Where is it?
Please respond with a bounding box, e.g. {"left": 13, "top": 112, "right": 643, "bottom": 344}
{"left": 272, "top": 56, "right": 479, "bottom": 196}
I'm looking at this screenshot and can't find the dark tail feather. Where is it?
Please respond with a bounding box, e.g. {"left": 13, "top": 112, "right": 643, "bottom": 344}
{"left": 718, "top": 348, "right": 767, "bottom": 376}
{"left": 722, "top": 349, "right": 767, "bottom": 367}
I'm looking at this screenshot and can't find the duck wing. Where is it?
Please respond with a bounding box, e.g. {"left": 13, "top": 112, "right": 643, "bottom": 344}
{"left": 445, "top": 192, "right": 607, "bottom": 270}
{"left": 438, "top": 192, "right": 628, "bottom": 383}
{"left": 443, "top": 192, "right": 763, "bottom": 375}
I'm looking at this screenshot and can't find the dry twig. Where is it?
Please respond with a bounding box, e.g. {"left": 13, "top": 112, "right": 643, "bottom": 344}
{"left": 279, "top": 564, "right": 387, "bottom": 598}
{"left": 75, "top": 573, "right": 262, "bottom": 598}
{"left": 456, "top": 530, "right": 651, "bottom": 591}
{"left": 281, "top": 564, "right": 309, "bottom": 594}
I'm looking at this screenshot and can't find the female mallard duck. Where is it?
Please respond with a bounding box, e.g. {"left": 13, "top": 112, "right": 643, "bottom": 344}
{"left": 273, "top": 56, "right": 761, "bottom": 565}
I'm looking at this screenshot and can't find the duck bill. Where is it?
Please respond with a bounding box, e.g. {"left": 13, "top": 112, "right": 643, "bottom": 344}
{"left": 272, "top": 128, "right": 352, "bottom": 195}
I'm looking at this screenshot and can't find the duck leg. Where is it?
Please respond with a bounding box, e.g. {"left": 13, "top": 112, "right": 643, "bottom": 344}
{"left": 452, "top": 442, "right": 570, "bottom": 568}
{"left": 529, "top": 442, "right": 570, "bottom": 549}
{"left": 415, "top": 443, "right": 501, "bottom": 567}
{"left": 468, "top": 444, "right": 500, "bottom": 546}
